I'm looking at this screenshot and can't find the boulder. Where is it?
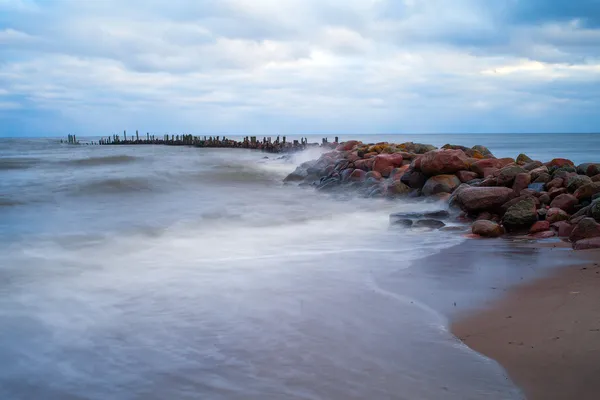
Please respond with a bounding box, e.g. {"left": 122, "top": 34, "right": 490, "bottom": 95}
{"left": 538, "top": 208, "right": 548, "bottom": 219}
{"left": 413, "top": 219, "right": 446, "bottom": 229}
{"left": 284, "top": 168, "right": 308, "bottom": 182}
{"left": 366, "top": 171, "right": 382, "bottom": 180}
{"left": 336, "top": 140, "right": 361, "bottom": 151}
{"left": 574, "top": 182, "right": 600, "bottom": 201}
{"left": 372, "top": 154, "right": 404, "bottom": 177}
{"left": 590, "top": 201, "right": 600, "bottom": 222}
{"left": 340, "top": 168, "right": 354, "bottom": 182}
{"left": 529, "top": 220, "right": 550, "bottom": 234}
{"left": 456, "top": 170, "right": 479, "bottom": 183}
{"left": 549, "top": 194, "right": 578, "bottom": 213}
{"left": 551, "top": 221, "right": 575, "bottom": 237}
{"left": 566, "top": 175, "right": 593, "bottom": 193}
{"left": 546, "top": 158, "right": 574, "bottom": 169}
{"left": 502, "top": 197, "right": 538, "bottom": 232}
{"left": 548, "top": 187, "right": 567, "bottom": 199}
{"left": 501, "top": 195, "right": 540, "bottom": 213}
{"left": 523, "top": 161, "right": 543, "bottom": 171}
{"left": 387, "top": 181, "right": 411, "bottom": 196}
{"left": 470, "top": 158, "right": 515, "bottom": 177}
{"left": 577, "top": 163, "right": 600, "bottom": 177}
{"left": 400, "top": 169, "right": 428, "bottom": 189}
{"left": 512, "top": 172, "right": 531, "bottom": 194}
{"left": 530, "top": 166, "right": 549, "bottom": 180}
{"left": 533, "top": 172, "right": 551, "bottom": 184}
{"left": 592, "top": 174, "right": 600, "bottom": 183}
{"left": 573, "top": 237, "right": 600, "bottom": 250}
{"left": 516, "top": 153, "right": 533, "bottom": 165}
{"left": 539, "top": 193, "right": 551, "bottom": 205}
{"left": 472, "top": 220, "right": 504, "bottom": 238}
{"left": 390, "top": 219, "right": 413, "bottom": 228}
{"left": 421, "top": 174, "right": 461, "bottom": 196}
{"left": 471, "top": 145, "right": 494, "bottom": 157}
{"left": 482, "top": 167, "right": 500, "bottom": 178}
{"left": 545, "top": 178, "right": 564, "bottom": 191}
{"left": 420, "top": 149, "right": 469, "bottom": 175}
{"left": 455, "top": 187, "right": 515, "bottom": 213}
{"left": 497, "top": 165, "right": 527, "bottom": 187}
{"left": 354, "top": 158, "right": 374, "bottom": 171}
{"left": 546, "top": 207, "right": 570, "bottom": 224}
{"left": 348, "top": 169, "right": 367, "bottom": 182}
{"left": 569, "top": 218, "right": 600, "bottom": 243}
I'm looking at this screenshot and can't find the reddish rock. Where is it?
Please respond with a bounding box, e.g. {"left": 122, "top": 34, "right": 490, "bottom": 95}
{"left": 410, "top": 156, "right": 423, "bottom": 170}
{"left": 456, "top": 170, "right": 479, "bottom": 183}
{"left": 349, "top": 169, "right": 366, "bottom": 182}
{"left": 530, "top": 231, "right": 556, "bottom": 239}
{"left": 476, "top": 211, "right": 493, "bottom": 221}
{"left": 372, "top": 154, "right": 404, "bottom": 177}
{"left": 546, "top": 178, "right": 564, "bottom": 191}
{"left": 433, "top": 193, "right": 452, "bottom": 202}
{"left": 573, "top": 237, "right": 600, "bottom": 250}
{"left": 497, "top": 165, "right": 527, "bottom": 187}
{"left": 421, "top": 175, "right": 461, "bottom": 196}
{"left": 346, "top": 153, "right": 361, "bottom": 163}
{"left": 546, "top": 207, "right": 570, "bottom": 224}
{"left": 551, "top": 221, "right": 574, "bottom": 237}
{"left": 470, "top": 158, "right": 515, "bottom": 177}
{"left": 549, "top": 193, "right": 578, "bottom": 213}
{"left": 354, "top": 158, "right": 375, "bottom": 171}
{"left": 574, "top": 182, "right": 600, "bottom": 200}
{"left": 482, "top": 168, "right": 499, "bottom": 178}
{"left": 529, "top": 220, "right": 550, "bottom": 234}
{"left": 548, "top": 187, "right": 567, "bottom": 199}
{"left": 365, "top": 171, "right": 382, "bottom": 180}
{"left": 523, "top": 161, "right": 543, "bottom": 171}
{"left": 566, "top": 175, "right": 592, "bottom": 193}
{"left": 539, "top": 193, "right": 551, "bottom": 205}
{"left": 471, "top": 220, "right": 504, "bottom": 238}
{"left": 420, "top": 149, "right": 469, "bottom": 175}
{"left": 512, "top": 172, "right": 531, "bottom": 194}
{"left": 570, "top": 218, "right": 600, "bottom": 242}
{"left": 592, "top": 174, "right": 600, "bottom": 182}
{"left": 577, "top": 163, "right": 600, "bottom": 177}
{"left": 364, "top": 152, "right": 378, "bottom": 158}
{"left": 546, "top": 158, "right": 574, "bottom": 168}
{"left": 336, "top": 140, "right": 361, "bottom": 151}
{"left": 340, "top": 168, "right": 354, "bottom": 181}
{"left": 530, "top": 166, "right": 549, "bottom": 181}
{"left": 456, "top": 187, "right": 515, "bottom": 213}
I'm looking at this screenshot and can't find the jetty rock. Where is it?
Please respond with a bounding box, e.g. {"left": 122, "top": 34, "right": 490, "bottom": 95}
{"left": 420, "top": 149, "right": 469, "bottom": 175}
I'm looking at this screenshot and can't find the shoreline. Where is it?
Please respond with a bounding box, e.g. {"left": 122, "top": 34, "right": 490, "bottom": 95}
{"left": 451, "top": 247, "right": 600, "bottom": 400}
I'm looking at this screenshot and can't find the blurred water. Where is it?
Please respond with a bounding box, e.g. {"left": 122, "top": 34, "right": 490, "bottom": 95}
{"left": 1, "top": 134, "right": 592, "bottom": 399}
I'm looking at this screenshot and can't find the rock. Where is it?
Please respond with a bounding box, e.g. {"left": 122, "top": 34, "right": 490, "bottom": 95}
{"left": 530, "top": 231, "right": 556, "bottom": 239}
{"left": 348, "top": 169, "right": 367, "bottom": 182}
{"left": 545, "top": 178, "right": 564, "bottom": 191}
{"left": 456, "top": 170, "right": 479, "bottom": 183}
{"left": 482, "top": 168, "right": 500, "bottom": 178}
{"left": 284, "top": 169, "right": 308, "bottom": 182}
{"left": 391, "top": 219, "right": 413, "bottom": 228}
{"left": 501, "top": 195, "right": 540, "bottom": 213}
{"left": 497, "top": 165, "right": 527, "bottom": 187}
{"left": 516, "top": 153, "right": 533, "bottom": 165}
{"left": 549, "top": 193, "right": 578, "bottom": 213}
{"left": 529, "top": 220, "right": 550, "bottom": 234}
{"left": 574, "top": 182, "right": 600, "bottom": 201}
{"left": 387, "top": 181, "right": 411, "bottom": 196}
{"left": 577, "top": 163, "right": 600, "bottom": 177}
{"left": 372, "top": 154, "right": 404, "bottom": 177}
{"left": 413, "top": 219, "right": 446, "bottom": 229}
{"left": 539, "top": 193, "right": 551, "bottom": 205}
{"left": 552, "top": 169, "right": 577, "bottom": 180}
{"left": 569, "top": 218, "right": 600, "bottom": 242}
{"left": 366, "top": 171, "right": 382, "bottom": 180}
{"left": 420, "top": 149, "right": 469, "bottom": 175}
{"left": 354, "top": 158, "right": 374, "bottom": 171}
{"left": 546, "top": 158, "right": 574, "bottom": 169}
{"left": 590, "top": 201, "right": 600, "bottom": 222}
{"left": 592, "top": 174, "right": 600, "bottom": 182}
{"left": 566, "top": 175, "right": 592, "bottom": 193}
{"left": 530, "top": 166, "right": 549, "bottom": 180}
{"left": 538, "top": 208, "right": 548, "bottom": 219}
{"left": 471, "top": 145, "right": 494, "bottom": 157}
{"left": 573, "top": 237, "right": 600, "bottom": 250}
{"left": 336, "top": 140, "right": 361, "bottom": 151}
{"left": 548, "top": 187, "right": 567, "bottom": 199}
{"left": 546, "top": 207, "right": 570, "bottom": 224}
{"left": 471, "top": 220, "right": 504, "bottom": 238}
{"left": 502, "top": 197, "right": 538, "bottom": 232}
{"left": 512, "top": 172, "right": 531, "bottom": 194}
{"left": 456, "top": 187, "right": 515, "bottom": 213}
{"left": 551, "top": 221, "right": 574, "bottom": 237}
{"left": 316, "top": 177, "right": 339, "bottom": 192}
{"left": 523, "top": 161, "right": 543, "bottom": 171}
{"left": 533, "top": 172, "right": 551, "bottom": 184}
{"left": 527, "top": 183, "right": 545, "bottom": 193}
{"left": 421, "top": 174, "right": 461, "bottom": 196}
{"left": 470, "top": 158, "right": 515, "bottom": 177}
{"left": 340, "top": 168, "right": 354, "bottom": 182}
{"left": 400, "top": 169, "right": 428, "bottom": 189}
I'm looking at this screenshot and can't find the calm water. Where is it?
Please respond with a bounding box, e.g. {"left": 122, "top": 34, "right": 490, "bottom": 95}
{"left": 0, "top": 134, "right": 596, "bottom": 400}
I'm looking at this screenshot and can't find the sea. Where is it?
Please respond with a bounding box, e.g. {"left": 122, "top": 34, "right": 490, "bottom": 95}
{"left": 1, "top": 133, "right": 598, "bottom": 400}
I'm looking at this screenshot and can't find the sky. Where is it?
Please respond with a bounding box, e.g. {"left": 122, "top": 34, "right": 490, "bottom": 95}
{"left": 1, "top": 0, "right": 599, "bottom": 137}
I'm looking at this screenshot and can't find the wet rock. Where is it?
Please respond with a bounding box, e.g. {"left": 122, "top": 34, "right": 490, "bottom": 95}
{"left": 422, "top": 174, "right": 461, "bottom": 196}
{"left": 516, "top": 153, "right": 533, "bottom": 165}
{"left": 456, "top": 170, "right": 479, "bottom": 183}
{"left": 316, "top": 177, "right": 340, "bottom": 192}
{"left": 539, "top": 193, "right": 551, "bottom": 205}
{"left": 533, "top": 172, "right": 551, "bottom": 184}
{"left": 574, "top": 182, "right": 600, "bottom": 201}
{"left": 573, "top": 237, "right": 600, "bottom": 250}
{"left": 470, "top": 158, "right": 515, "bottom": 177}
{"left": 284, "top": 166, "right": 309, "bottom": 182}
{"left": 551, "top": 221, "right": 574, "bottom": 237}
{"left": 471, "top": 220, "right": 504, "bottom": 238}
{"left": 366, "top": 170, "right": 383, "bottom": 180}
{"left": 348, "top": 169, "right": 367, "bottom": 182}
{"left": 388, "top": 166, "right": 408, "bottom": 181}
{"left": 550, "top": 193, "right": 578, "bottom": 213}
{"left": 497, "top": 165, "right": 527, "bottom": 187}
{"left": 569, "top": 218, "right": 600, "bottom": 243}
{"left": 546, "top": 207, "right": 570, "bottom": 224}
{"left": 530, "top": 220, "right": 550, "bottom": 234}
{"left": 387, "top": 181, "right": 411, "bottom": 196}
{"left": 400, "top": 169, "right": 428, "bottom": 189}
{"left": 577, "top": 163, "right": 600, "bottom": 177}
{"left": 537, "top": 208, "right": 547, "bottom": 219}
{"left": 425, "top": 210, "right": 451, "bottom": 219}
{"left": 456, "top": 187, "right": 515, "bottom": 213}
{"left": 546, "top": 158, "right": 575, "bottom": 169}
{"left": 523, "top": 161, "right": 543, "bottom": 171}
{"left": 501, "top": 195, "right": 540, "bottom": 213}
{"left": 591, "top": 201, "right": 600, "bottom": 222}
{"left": 530, "top": 166, "right": 549, "bottom": 181}
{"left": 420, "top": 149, "right": 469, "bottom": 175}
{"left": 340, "top": 168, "right": 354, "bottom": 182}
{"left": 512, "top": 172, "right": 531, "bottom": 194}
{"left": 413, "top": 219, "right": 446, "bottom": 229}
{"left": 502, "top": 197, "right": 538, "bottom": 232}
{"left": 391, "top": 218, "right": 413, "bottom": 228}
{"left": 336, "top": 140, "right": 361, "bottom": 151}
{"left": 566, "top": 175, "right": 592, "bottom": 193}
{"left": 372, "top": 154, "right": 404, "bottom": 177}
{"left": 548, "top": 187, "right": 567, "bottom": 199}
{"left": 546, "top": 178, "right": 564, "bottom": 191}
{"left": 440, "top": 226, "right": 468, "bottom": 232}
{"left": 527, "top": 183, "right": 545, "bottom": 193}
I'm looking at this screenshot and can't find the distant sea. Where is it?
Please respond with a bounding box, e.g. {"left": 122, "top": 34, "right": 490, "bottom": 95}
{"left": 0, "top": 133, "right": 596, "bottom": 399}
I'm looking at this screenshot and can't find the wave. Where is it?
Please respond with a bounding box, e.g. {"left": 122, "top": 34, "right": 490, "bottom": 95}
{"left": 69, "top": 177, "right": 157, "bottom": 196}
{"left": 62, "top": 155, "right": 139, "bottom": 167}
{"left": 0, "top": 157, "right": 41, "bottom": 170}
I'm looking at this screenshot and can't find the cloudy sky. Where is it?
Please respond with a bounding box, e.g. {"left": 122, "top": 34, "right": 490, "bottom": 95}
{"left": 1, "top": 0, "right": 599, "bottom": 136}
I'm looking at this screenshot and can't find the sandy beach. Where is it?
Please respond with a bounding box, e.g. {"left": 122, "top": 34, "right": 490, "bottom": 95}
{"left": 452, "top": 248, "right": 600, "bottom": 400}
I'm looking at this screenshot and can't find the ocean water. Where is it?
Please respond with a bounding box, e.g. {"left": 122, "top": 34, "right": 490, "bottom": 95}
{"left": 0, "top": 134, "right": 595, "bottom": 400}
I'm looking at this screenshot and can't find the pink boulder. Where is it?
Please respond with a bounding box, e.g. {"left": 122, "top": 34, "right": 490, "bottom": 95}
{"left": 551, "top": 221, "right": 574, "bottom": 237}
{"left": 456, "top": 187, "right": 515, "bottom": 213}
{"left": 421, "top": 174, "right": 461, "bottom": 196}
{"left": 546, "top": 158, "right": 574, "bottom": 168}
{"left": 546, "top": 178, "right": 564, "bottom": 191}
{"left": 472, "top": 220, "right": 504, "bottom": 238}
{"left": 456, "top": 170, "right": 479, "bottom": 183}
{"left": 512, "top": 172, "right": 531, "bottom": 194}
{"left": 529, "top": 220, "right": 550, "bottom": 234}
{"left": 549, "top": 193, "right": 578, "bottom": 213}
{"left": 365, "top": 171, "right": 382, "bottom": 180}
{"left": 420, "top": 149, "right": 469, "bottom": 175}
{"left": 548, "top": 187, "right": 567, "bottom": 199}
{"left": 349, "top": 169, "right": 367, "bottom": 182}
{"left": 569, "top": 218, "right": 600, "bottom": 243}
{"left": 573, "top": 237, "right": 600, "bottom": 250}
{"left": 574, "top": 182, "right": 600, "bottom": 200}
{"left": 372, "top": 154, "right": 404, "bottom": 177}
{"left": 470, "top": 158, "right": 515, "bottom": 177}
{"left": 336, "top": 140, "right": 361, "bottom": 151}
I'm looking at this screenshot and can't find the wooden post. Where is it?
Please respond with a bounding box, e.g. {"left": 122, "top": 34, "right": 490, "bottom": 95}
{"left": 124, "top": 130, "right": 127, "bottom": 142}
{"left": 335, "top": 136, "right": 339, "bottom": 143}
{"left": 136, "top": 130, "right": 139, "bottom": 142}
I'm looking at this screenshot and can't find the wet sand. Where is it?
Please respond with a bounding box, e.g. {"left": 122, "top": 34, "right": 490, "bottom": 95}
{"left": 452, "top": 247, "right": 600, "bottom": 400}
